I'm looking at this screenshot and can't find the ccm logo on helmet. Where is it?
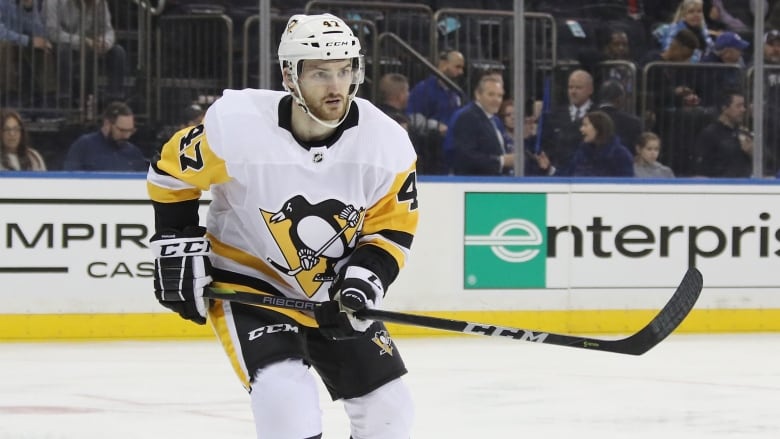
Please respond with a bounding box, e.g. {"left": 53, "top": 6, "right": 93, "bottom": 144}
{"left": 325, "top": 41, "right": 350, "bottom": 47}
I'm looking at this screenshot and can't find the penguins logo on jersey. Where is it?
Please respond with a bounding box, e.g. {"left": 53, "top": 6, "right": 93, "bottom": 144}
{"left": 371, "top": 330, "right": 394, "bottom": 356}
{"left": 261, "top": 195, "right": 365, "bottom": 297}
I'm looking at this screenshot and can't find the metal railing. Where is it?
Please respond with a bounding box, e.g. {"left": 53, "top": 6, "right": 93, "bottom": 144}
{"left": 0, "top": 0, "right": 153, "bottom": 124}
{"left": 432, "top": 9, "right": 555, "bottom": 102}
{"left": 154, "top": 13, "right": 233, "bottom": 127}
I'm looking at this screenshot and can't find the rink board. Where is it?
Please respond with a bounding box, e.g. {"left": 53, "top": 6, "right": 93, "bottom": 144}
{"left": 2, "top": 174, "right": 780, "bottom": 339}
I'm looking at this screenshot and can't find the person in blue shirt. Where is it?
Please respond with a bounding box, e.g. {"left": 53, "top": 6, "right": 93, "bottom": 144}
{"left": 0, "top": 0, "right": 54, "bottom": 103}
{"left": 63, "top": 101, "right": 147, "bottom": 171}
{"left": 407, "top": 49, "right": 465, "bottom": 135}
{"left": 406, "top": 49, "right": 464, "bottom": 174}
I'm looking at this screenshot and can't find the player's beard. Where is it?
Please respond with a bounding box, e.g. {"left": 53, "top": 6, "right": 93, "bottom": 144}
{"left": 305, "top": 92, "right": 348, "bottom": 123}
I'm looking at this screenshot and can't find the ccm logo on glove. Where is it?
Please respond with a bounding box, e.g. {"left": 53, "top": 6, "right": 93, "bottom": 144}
{"left": 150, "top": 226, "right": 212, "bottom": 325}
{"left": 157, "top": 239, "right": 212, "bottom": 257}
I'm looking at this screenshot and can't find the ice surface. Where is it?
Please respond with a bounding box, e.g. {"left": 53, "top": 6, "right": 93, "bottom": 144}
{"left": 1, "top": 334, "right": 778, "bottom": 438}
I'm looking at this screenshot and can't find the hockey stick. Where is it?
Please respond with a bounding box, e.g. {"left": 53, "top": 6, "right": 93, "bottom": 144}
{"left": 203, "top": 267, "right": 702, "bottom": 356}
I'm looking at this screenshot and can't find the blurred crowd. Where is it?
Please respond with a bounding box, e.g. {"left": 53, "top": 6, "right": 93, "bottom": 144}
{"left": 1, "top": 0, "right": 780, "bottom": 177}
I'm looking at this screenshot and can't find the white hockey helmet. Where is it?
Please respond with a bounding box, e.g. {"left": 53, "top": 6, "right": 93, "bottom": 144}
{"left": 278, "top": 13, "right": 365, "bottom": 128}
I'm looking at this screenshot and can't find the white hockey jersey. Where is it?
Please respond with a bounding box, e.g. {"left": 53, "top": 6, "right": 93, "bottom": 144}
{"left": 147, "top": 89, "right": 419, "bottom": 311}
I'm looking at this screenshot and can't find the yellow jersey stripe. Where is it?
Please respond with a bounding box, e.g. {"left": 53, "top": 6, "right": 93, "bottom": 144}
{"left": 147, "top": 181, "right": 202, "bottom": 203}
{"left": 208, "top": 300, "right": 251, "bottom": 389}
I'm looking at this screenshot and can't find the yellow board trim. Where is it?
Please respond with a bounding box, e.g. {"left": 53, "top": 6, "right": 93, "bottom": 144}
{"left": 2, "top": 309, "right": 780, "bottom": 341}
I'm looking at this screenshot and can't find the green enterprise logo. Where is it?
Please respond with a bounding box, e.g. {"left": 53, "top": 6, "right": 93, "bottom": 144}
{"left": 464, "top": 192, "right": 547, "bottom": 289}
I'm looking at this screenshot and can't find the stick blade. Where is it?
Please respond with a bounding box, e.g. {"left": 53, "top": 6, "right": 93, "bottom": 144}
{"left": 610, "top": 267, "right": 703, "bottom": 355}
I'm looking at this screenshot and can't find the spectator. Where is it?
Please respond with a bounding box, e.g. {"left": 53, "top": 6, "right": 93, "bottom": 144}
{"left": 155, "top": 103, "right": 206, "bottom": 152}
{"left": 762, "top": 30, "right": 780, "bottom": 172}
{"left": 497, "top": 97, "right": 550, "bottom": 176}
{"left": 406, "top": 49, "right": 464, "bottom": 136}
{"left": 0, "top": 0, "right": 54, "bottom": 104}
{"left": 573, "top": 27, "right": 636, "bottom": 95}
{"left": 497, "top": 97, "right": 516, "bottom": 151}
{"left": 376, "top": 73, "right": 410, "bottom": 130}
{"left": 642, "top": 26, "right": 710, "bottom": 176}
{"left": 451, "top": 76, "right": 514, "bottom": 176}
{"left": 640, "top": 28, "right": 701, "bottom": 121}
{"left": 539, "top": 69, "right": 594, "bottom": 173}
{"left": 703, "top": 31, "right": 749, "bottom": 64}
{"left": 406, "top": 50, "right": 464, "bottom": 174}
{"left": 536, "top": 110, "right": 634, "bottom": 177}
{"left": 0, "top": 108, "right": 46, "bottom": 170}
{"left": 764, "top": 29, "right": 780, "bottom": 64}
{"left": 654, "top": 0, "right": 713, "bottom": 61}
{"left": 179, "top": 103, "right": 205, "bottom": 130}
{"left": 634, "top": 131, "right": 675, "bottom": 177}
{"left": 641, "top": 27, "right": 700, "bottom": 65}
{"left": 62, "top": 101, "right": 146, "bottom": 171}
{"left": 603, "top": 30, "right": 631, "bottom": 61}
{"left": 699, "top": 31, "right": 749, "bottom": 105}
{"left": 597, "top": 79, "right": 642, "bottom": 148}
{"left": 496, "top": 97, "right": 546, "bottom": 155}
{"left": 44, "top": 0, "right": 127, "bottom": 103}
{"left": 442, "top": 69, "right": 508, "bottom": 174}
{"left": 693, "top": 90, "right": 752, "bottom": 177}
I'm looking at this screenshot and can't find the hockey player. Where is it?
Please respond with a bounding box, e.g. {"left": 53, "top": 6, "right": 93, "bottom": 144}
{"left": 147, "top": 13, "right": 419, "bottom": 439}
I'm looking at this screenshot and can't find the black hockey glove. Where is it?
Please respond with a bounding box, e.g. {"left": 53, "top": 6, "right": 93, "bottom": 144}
{"left": 150, "top": 226, "right": 212, "bottom": 325}
{"left": 314, "top": 266, "right": 384, "bottom": 340}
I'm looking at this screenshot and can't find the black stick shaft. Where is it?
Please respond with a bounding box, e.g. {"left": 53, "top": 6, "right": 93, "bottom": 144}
{"left": 203, "top": 268, "right": 702, "bottom": 356}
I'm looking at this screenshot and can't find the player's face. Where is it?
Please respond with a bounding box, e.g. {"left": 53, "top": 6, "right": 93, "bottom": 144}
{"left": 298, "top": 59, "right": 354, "bottom": 122}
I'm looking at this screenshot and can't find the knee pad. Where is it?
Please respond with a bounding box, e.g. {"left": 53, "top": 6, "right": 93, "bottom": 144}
{"left": 343, "top": 378, "right": 414, "bottom": 439}
{"left": 251, "top": 359, "right": 322, "bottom": 439}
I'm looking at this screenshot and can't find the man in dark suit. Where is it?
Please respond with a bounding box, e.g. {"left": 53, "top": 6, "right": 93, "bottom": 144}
{"left": 451, "top": 76, "right": 514, "bottom": 175}
{"left": 540, "top": 69, "right": 594, "bottom": 172}
{"left": 596, "top": 79, "right": 641, "bottom": 148}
